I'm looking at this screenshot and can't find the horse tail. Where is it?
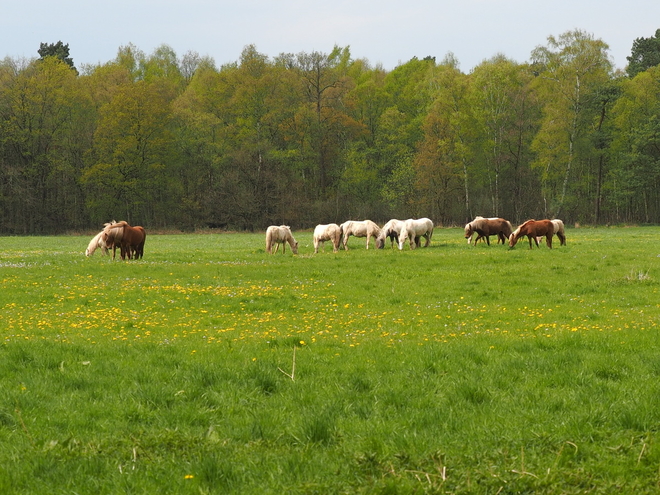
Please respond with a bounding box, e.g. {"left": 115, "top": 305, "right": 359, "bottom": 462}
{"left": 265, "top": 229, "right": 272, "bottom": 254}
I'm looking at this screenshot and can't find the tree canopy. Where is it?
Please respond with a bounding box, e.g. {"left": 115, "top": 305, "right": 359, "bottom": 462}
{"left": 0, "top": 32, "right": 659, "bottom": 234}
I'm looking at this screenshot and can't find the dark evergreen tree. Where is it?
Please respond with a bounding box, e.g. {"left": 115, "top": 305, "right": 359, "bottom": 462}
{"left": 626, "top": 29, "right": 660, "bottom": 77}
{"left": 38, "top": 41, "right": 77, "bottom": 72}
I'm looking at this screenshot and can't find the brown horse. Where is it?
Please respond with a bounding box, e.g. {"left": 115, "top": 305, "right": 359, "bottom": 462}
{"left": 103, "top": 221, "right": 146, "bottom": 260}
{"left": 536, "top": 219, "right": 566, "bottom": 246}
{"left": 464, "top": 216, "right": 513, "bottom": 246}
{"left": 509, "top": 219, "right": 554, "bottom": 249}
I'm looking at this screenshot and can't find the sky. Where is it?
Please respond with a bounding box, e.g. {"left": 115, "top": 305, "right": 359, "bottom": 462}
{"left": 1, "top": 0, "right": 659, "bottom": 73}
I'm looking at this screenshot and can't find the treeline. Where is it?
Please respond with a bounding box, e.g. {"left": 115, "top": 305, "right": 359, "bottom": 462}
{"left": 1, "top": 29, "right": 660, "bottom": 234}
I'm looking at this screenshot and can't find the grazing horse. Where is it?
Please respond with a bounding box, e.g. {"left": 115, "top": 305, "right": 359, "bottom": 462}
{"left": 398, "top": 218, "right": 434, "bottom": 250}
{"left": 376, "top": 219, "right": 405, "bottom": 249}
{"left": 464, "top": 216, "right": 513, "bottom": 246}
{"left": 536, "top": 219, "right": 566, "bottom": 246}
{"left": 313, "top": 223, "right": 341, "bottom": 253}
{"left": 85, "top": 231, "right": 108, "bottom": 257}
{"left": 509, "top": 219, "right": 554, "bottom": 249}
{"left": 103, "top": 221, "right": 146, "bottom": 260}
{"left": 265, "top": 225, "right": 299, "bottom": 254}
{"left": 339, "top": 220, "right": 382, "bottom": 250}
{"left": 85, "top": 221, "right": 118, "bottom": 257}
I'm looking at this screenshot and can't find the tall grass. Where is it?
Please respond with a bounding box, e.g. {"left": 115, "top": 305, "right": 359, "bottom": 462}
{"left": 1, "top": 227, "right": 659, "bottom": 493}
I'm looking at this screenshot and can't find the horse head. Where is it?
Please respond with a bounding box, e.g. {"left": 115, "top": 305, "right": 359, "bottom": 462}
{"left": 508, "top": 228, "right": 521, "bottom": 247}
{"left": 464, "top": 223, "right": 474, "bottom": 243}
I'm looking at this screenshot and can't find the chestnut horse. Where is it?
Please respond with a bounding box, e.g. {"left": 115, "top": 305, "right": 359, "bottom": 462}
{"left": 313, "top": 224, "right": 341, "bottom": 253}
{"left": 376, "top": 219, "right": 405, "bottom": 249}
{"left": 103, "top": 221, "right": 146, "bottom": 260}
{"left": 464, "top": 216, "right": 513, "bottom": 246}
{"left": 265, "top": 225, "right": 299, "bottom": 254}
{"left": 509, "top": 219, "right": 554, "bottom": 249}
{"left": 339, "top": 220, "right": 383, "bottom": 250}
{"left": 536, "top": 219, "right": 566, "bottom": 246}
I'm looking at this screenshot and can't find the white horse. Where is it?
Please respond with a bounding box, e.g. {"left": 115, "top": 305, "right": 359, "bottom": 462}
{"left": 536, "top": 219, "right": 566, "bottom": 246}
{"left": 398, "top": 218, "right": 434, "bottom": 250}
{"left": 313, "top": 224, "right": 341, "bottom": 253}
{"left": 85, "top": 231, "right": 109, "bottom": 257}
{"left": 265, "top": 225, "right": 299, "bottom": 254}
{"left": 339, "top": 220, "right": 383, "bottom": 250}
{"left": 376, "top": 219, "right": 405, "bottom": 249}
{"left": 85, "top": 220, "right": 118, "bottom": 257}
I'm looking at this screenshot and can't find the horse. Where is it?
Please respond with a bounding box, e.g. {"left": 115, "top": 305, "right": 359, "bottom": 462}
{"left": 339, "top": 220, "right": 383, "bottom": 250}
{"left": 313, "top": 224, "right": 341, "bottom": 253}
{"left": 536, "top": 219, "right": 566, "bottom": 246}
{"left": 103, "top": 221, "right": 146, "bottom": 260}
{"left": 376, "top": 219, "right": 405, "bottom": 249}
{"left": 398, "top": 218, "right": 434, "bottom": 250}
{"left": 85, "top": 231, "right": 109, "bottom": 257}
{"left": 509, "top": 219, "right": 554, "bottom": 249}
{"left": 265, "top": 225, "right": 299, "bottom": 254}
{"left": 464, "top": 216, "right": 513, "bottom": 246}
{"left": 85, "top": 221, "right": 119, "bottom": 257}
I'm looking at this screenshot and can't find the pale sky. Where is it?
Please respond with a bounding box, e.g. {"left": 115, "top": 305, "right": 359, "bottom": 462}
{"left": 1, "top": 0, "right": 658, "bottom": 73}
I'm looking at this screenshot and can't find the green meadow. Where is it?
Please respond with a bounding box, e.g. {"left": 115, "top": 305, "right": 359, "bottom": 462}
{"left": 1, "top": 227, "right": 660, "bottom": 494}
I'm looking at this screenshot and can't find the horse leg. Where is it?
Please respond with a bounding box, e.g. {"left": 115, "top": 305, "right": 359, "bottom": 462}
{"left": 546, "top": 234, "right": 553, "bottom": 249}
{"left": 558, "top": 232, "right": 566, "bottom": 245}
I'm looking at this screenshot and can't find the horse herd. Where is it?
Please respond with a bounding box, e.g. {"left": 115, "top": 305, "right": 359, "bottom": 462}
{"left": 85, "top": 220, "right": 146, "bottom": 260}
{"left": 266, "top": 216, "right": 566, "bottom": 255}
{"left": 265, "top": 218, "right": 434, "bottom": 255}
{"left": 84, "top": 216, "right": 566, "bottom": 260}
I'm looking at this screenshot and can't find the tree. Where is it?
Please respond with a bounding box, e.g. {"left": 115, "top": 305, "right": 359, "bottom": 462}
{"left": 609, "top": 66, "right": 660, "bottom": 222}
{"left": 82, "top": 79, "right": 175, "bottom": 225}
{"left": 470, "top": 56, "right": 542, "bottom": 222}
{"left": 38, "top": 41, "right": 76, "bottom": 73}
{"left": 0, "top": 57, "right": 82, "bottom": 232}
{"left": 530, "top": 30, "right": 613, "bottom": 220}
{"left": 626, "top": 29, "right": 660, "bottom": 78}
{"left": 414, "top": 60, "right": 474, "bottom": 223}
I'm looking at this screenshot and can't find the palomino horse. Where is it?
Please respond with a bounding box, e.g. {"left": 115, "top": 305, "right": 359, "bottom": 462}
{"left": 265, "top": 225, "right": 299, "bottom": 254}
{"left": 509, "top": 219, "right": 554, "bottom": 249}
{"left": 398, "top": 218, "right": 434, "bottom": 250}
{"left": 339, "top": 220, "right": 383, "bottom": 250}
{"left": 313, "top": 223, "right": 341, "bottom": 253}
{"left": 376, "top": 219, "right": 405, "bottom": 249}
{"left": 85, "top": 231, "right": 108, "bottom": 257}
{"left": 103, "top": 221, "right": 146, "bottom": 260}
{"left": 464, "top": 216, "right": 513, "bottom": 246}
{"left": 536, "top": 219, "right": 566, "bottom": 246}
{"left": 85, "top": 221, "right": 118, "bottom": 257}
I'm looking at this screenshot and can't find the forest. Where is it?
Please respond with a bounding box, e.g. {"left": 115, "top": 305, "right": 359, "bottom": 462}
{"left": 1, "top": 29, "right": 660, "bottom": 234}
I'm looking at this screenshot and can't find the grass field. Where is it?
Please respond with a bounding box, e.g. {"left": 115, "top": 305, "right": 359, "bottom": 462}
{"left": 1, "top": 226, "right": 660, "bottom": 493}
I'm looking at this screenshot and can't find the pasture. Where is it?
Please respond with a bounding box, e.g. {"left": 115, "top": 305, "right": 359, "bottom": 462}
{"left": 1, "top": 227, "right": 660, "bottom": 493}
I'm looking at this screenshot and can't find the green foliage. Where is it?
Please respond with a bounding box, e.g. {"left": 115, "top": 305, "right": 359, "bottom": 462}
{"left": 38, "top": 41, "right": 76, "bottom": 72}
{"left": 3, "top": 30, "right": 660, "bottom": 232}
{"left": 627, "top": 28, "right": 660, "bottom": 78}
